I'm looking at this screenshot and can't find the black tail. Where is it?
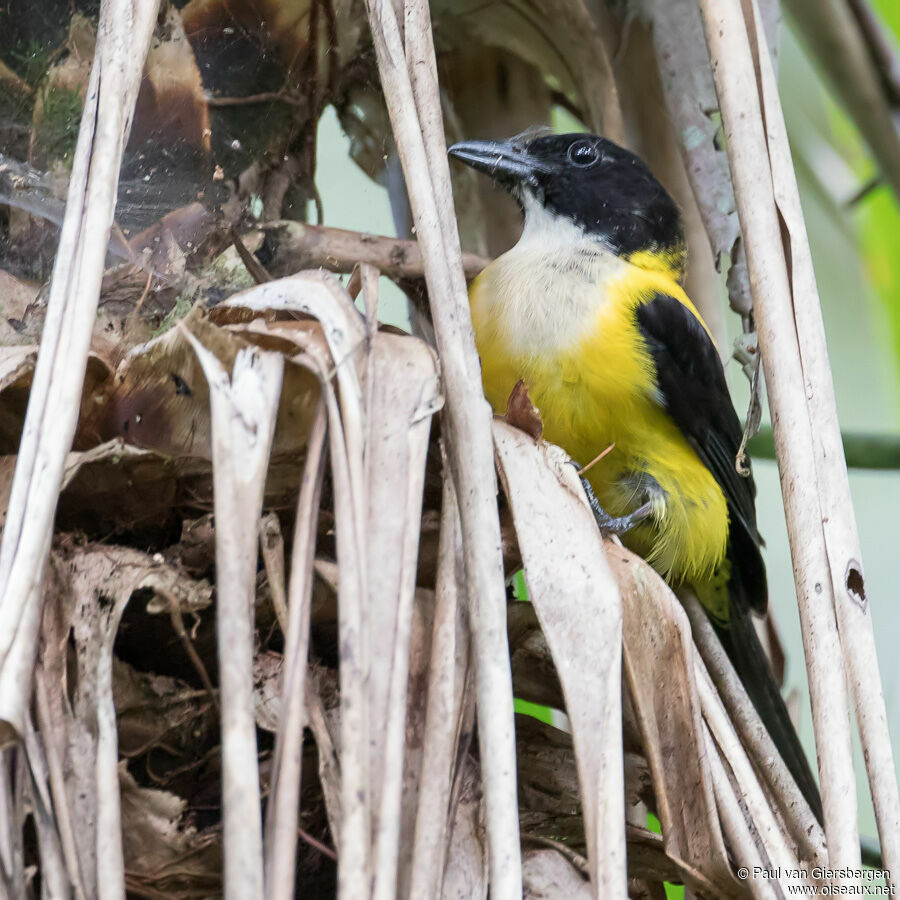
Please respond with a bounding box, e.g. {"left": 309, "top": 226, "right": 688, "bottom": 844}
{"left": 714, "top": 597, "right": 824, "bottom": 825}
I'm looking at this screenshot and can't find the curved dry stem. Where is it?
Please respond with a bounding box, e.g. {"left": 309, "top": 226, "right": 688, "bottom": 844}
{"left": 365, "top": 0, "right": 523, "bottom": 894}
{"left": 697, "top": 0, "right": 863, "bottom": 870}
{"left": 0, "top": 0, "right": 160, "bottom": 739}
{"left": 681, "top": 591, "right": 825, "bottom": 864}
{"left": 264, "top": 399, "right": 328, "bottom": 900}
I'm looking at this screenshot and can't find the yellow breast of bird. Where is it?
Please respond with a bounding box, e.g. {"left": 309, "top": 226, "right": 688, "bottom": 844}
{"left": 469, "top": 239, "right": 730, "bottom": 591}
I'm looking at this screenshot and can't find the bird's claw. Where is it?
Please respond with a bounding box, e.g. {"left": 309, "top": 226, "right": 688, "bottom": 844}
{"left": 575, "top": 469, "right": 652, "bottom": 536}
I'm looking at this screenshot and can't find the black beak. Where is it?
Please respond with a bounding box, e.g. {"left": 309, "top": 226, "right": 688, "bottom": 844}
{"left": 447, "top": 139, "right": 547, "bottom": 186}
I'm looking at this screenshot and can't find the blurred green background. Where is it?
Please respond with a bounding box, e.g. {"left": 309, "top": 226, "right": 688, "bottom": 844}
{"left": 313, "top": 3, "right": 900, "bottom": 845}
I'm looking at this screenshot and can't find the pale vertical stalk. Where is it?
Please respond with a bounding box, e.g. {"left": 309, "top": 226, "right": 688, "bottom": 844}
{"left": 365, "top": 1, "right": 521, "bottom": 895}
{"left": 494, "top": 426, "right": 627, "bottom": 898}
{"left": 96, "top": 615, "right": 126, "bottom": 900}
{"left": 408, "top": 475, "right": 468, "bottom": 900}
{"left": 748, "top": 0, "right": 900, "bottom": 878}
{"left": 23, "top": 718, "right": 70, "bottom": 900}
{"left": 264, "top": 400, "right": 328, "bottom": 900}
{"left": 0, "top": 749, "right": 21, "bottom": 896}
{"left": 0, "top": 0, "right": 159, "bottom": 734}
{"left": 0, "top": 581, "right": 44, "bottom": 746}
{"left": 705, "top": 734, "right": 779, "bottom": 900}
{"left": 682, "top": 592, "right": 825, "bottom": 864}
{"left": 187, "top": 338, "right": 285, "bottom": 900}
{"left": 697, "top": 0, "right": 861, "bottom": 868}
{"left": 403, "top": 0, "right": 467, "bottom": 301}
{"left": 319, "top": 380, "right": 370, "bottom": 900}
{"left": 695, "top": 660, "right": 807, "bottom": 881}
{"left": 369, "top": 339, "right": 439, "bottom": 900}
{"left": 35, "top": 675, "right": 88, "bottom": 900}
{"left": 370, "top": 574, "right": 422, "bottom": 900}
{"left": 259, "top": 514, "right": 289, "bottom": 634}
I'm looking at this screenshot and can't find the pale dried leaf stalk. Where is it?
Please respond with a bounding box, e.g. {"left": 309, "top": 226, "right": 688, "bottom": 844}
{"left": 368, "top": 334, "right": 441, "bottom": 900}
{"left": 681, "top": 591, "right": 825, "bottom": 864}
{"left": 264, "top": 399, "right": 328, "bottom": 900}
{"left": 0, "top": 0, "right": 160, "bottom": 739}
{"left": 365, "top": 0, "right": 521, "bottom": 894}
{"left": 259, "top": 513, "right": 289, "bottom": 633}
{"left": 748, "top": 0, "right": 900, "bottom": 877}
{"left": 318, "top": 364, "right": 371, "bottom": 900}
{"left": 693, "top": 659, "right": 807, "bottom": 881}
{"left": 696, "top": 0, "right": 862, "bottom": 870}
{"left": 23, "top": 720, "right": 70, "bottom": 899}
{"left": 704, "top": 734, "right": 779, "bottom": 900}
{"left": 408, "top": 473, "right": 470, "bottom": 900}
{"left": 185, "top": 333, "right": 285, "bottom": 900}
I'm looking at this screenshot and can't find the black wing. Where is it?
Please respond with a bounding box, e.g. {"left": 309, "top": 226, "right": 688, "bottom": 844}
{"left": 636, "top": 293, "right": 824, "bottom": 822}
{"left": 635, "top": 292, "right": 766, "bottom": 613}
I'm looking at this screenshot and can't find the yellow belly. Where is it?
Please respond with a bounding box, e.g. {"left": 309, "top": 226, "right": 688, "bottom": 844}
{"left": 471, "top": 262, "right": 730, "bottom": 604}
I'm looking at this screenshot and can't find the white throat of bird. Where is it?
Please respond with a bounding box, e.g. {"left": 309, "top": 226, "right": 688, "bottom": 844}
{"left": 475, "top": 190, "right": 628, "bottom": 356}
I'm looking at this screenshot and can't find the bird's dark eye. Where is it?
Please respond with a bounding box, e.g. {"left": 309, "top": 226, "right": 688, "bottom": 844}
{"left": 566, "top": 140, "right": 600, "bottom": 168}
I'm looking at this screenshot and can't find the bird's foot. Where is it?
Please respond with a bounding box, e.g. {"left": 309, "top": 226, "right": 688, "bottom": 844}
{"left": 577, "top": 472, "right": 652, "bottom": 537}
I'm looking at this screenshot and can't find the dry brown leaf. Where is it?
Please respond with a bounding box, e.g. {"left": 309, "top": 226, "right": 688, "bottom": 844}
{"left": 522, "top": 848, "right": 592, "bottom": 899}
{"left": 606, "top": 543, "right": 739, "bottom": 899}
{"left": 120, "top": 766, "right": 221, "bottom": 896}
{"left": 494, "top": 419, "right": 626, "bottom": 897}
{"left": 113, "top": 658, "right": 215, "bottom": 759}
{"left": 28, "top": 14, "right": 95, "bottom": 171}
{"left": 130, "top": 7, "right": 211, "bottom": 154}
{"left": 81, "top": 313, "right": 319, "bottom": 466}
{"left": 440, "top": 755, "right": 488, "bottom": 900}
{"left": 0, "top": 346, "right": 111, "bottom": 453}
{"left": 435, "top": 0, "right": 622, "bottom": 138}
{"left": 505, "top": 380, "right": 543, "bottom": 441}
{"left": 515, "top": 715, "right": 581, "bottom": 817}
{"left": 36, "top": 543, "right": 206, "bottom": 898}
{"left": 253, "top": 650, "right": 285, "bottom": 734}
{"left": 0, "top": 270, "right": 41, "bottom": 346}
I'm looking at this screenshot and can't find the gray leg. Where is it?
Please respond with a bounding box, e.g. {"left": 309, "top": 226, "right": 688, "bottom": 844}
{"left": 578, "top": 474, "right": 653, "bottom": 537}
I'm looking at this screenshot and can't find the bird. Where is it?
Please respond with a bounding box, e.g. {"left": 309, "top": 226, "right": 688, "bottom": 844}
{"left": 448, "top": 130, "right": 823, "bottom": 824}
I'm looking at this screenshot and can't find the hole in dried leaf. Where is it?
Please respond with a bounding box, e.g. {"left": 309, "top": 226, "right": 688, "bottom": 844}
{"left": 846, "top": 562, "right": 866, "bottom": 608}
{"left": 66, "top": 630, "right": 78, "bottom": 707}
{"left": 171, "top": 372, "right": 193, "bottom": 396}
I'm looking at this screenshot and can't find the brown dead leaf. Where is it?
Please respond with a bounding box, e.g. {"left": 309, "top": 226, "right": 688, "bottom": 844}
{"left": 79, "top": 313, "right": 319, "bottom": 463}
{"left": 253, "top": 650, "right": 284, "bottom": 734}
{"left": 120, "top": 766, "right": 221, "bottom": 897}
{"left": 130, "top": 8, "right": 211, "bottom": 155}
{"left": 0, "top": 270, "right": 41, "bottom": 346}
{"left": 0, "top": 346, "right": 111, "bottom": 453}
{"left": 441, "top": 755, "right": 488, "bottom": 900}
{"left": 522, "top": 848, "right": 591, "bottom": 899}
{"left": 606, "top": 543, "right": 741, "bottom": 899}
{"left": 494, "top": 420, "right": 625, "bottom": 895}
{"left": 113, "top": 658, "right": 215, "bottom": 759}
{"left": 505, "top": 379, "right": 543, "bottom": 440}
{"left": 35, "top": 542, "right": 215, "bottom": 898}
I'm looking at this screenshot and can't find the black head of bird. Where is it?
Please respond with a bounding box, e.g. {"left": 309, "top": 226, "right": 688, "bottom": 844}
{"left": 448, "top": 131, "right": 685, "bottom": 271}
